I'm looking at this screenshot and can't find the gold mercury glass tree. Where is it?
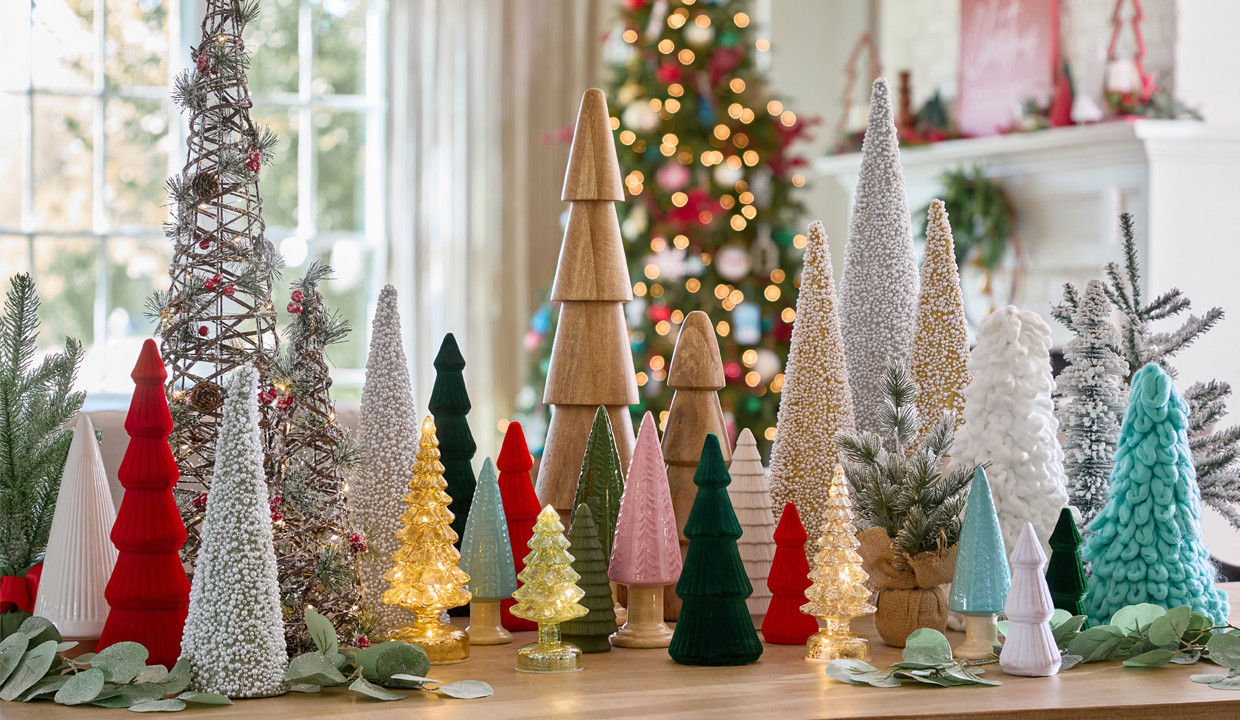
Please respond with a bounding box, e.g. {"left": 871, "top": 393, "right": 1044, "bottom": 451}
{"left": 511, "top": 506, "right": 589, "bottom": 673}
{"left": 382, "top": 416, "right": 472, "bottom": 664}
{"left": 802, "top": 464, "right": 876, "bottom": 662}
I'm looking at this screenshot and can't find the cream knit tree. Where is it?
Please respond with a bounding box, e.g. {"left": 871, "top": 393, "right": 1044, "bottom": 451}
{"left": 839, "top": 78, "right": 919, "bottom": 432}
{"left": 953, "top": 307, "right": 1068, "bottom": 552}
{"left": 768, "top": 220, "right": 856, "bottom": 540}
{"left": 911, "top": 199, "right": 970, "bottom": 436}
{"left": 351, "top": 285, "right": 418, "bottom": 636}
{"left": 727, "top": 428, "right": 775, "bottom": 616}
{"left": 180, "top": 367, "right": 287, "bottom": 698}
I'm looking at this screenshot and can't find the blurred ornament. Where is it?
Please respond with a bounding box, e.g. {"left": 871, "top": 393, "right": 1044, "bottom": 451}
{"left": 647, "top": 303, "right": 673, "bottom": 324}
{"left": 718, "top": 31, "right": 739, "bottom": 47}
{"left": 605, "top": 21, "right": 637, "bottom": 65}
{"left": 623, "top": 102, "right": 660, "bottom": 132}
{"left": 622, "top": 204, "right": 649, "bottom": 236}
{"left": 626, "top": 296, "right": 648, "bottom": 327}
{"left": 754, "top": 349, "right": 782, "bottom": 382}
{"left": 656, "top": 62, "right": 682, "bottom": 86}
{"left": 684, "top": 20, "right": 715, "bottom": 48}
{"left": 749, "top": 170, "right": 773, "bottom": 208}
{"left": 618, "top": 82, "right": 643, "bottom": 107}
{"left": 523, "top": 330, "right": 542, "bottom": 352}
{"left": 684, "top": 254, "right": 705, "bottom": 276}
{"left": 750, "top": 226, "right": 779, "bottom": 274}
{"left": 644, "top": 0, "right": 669, "bottom": 36}
{"left": 1049, "top": 61, "right": 1075, "bottom": 128}
{"left": 713, "top": 163, "right": 744, "bottom": 187}
{"left": 724, "top": 361, "right": 743, "bottom": 383}
{"left": 716, "top": 245, "right": 752, "bottom": 281}
{"left": 732, "top": 303, "right": 761, "bottom": 345}
{"left": 531, "top": 303, "right": 552, "bottom": 334}
{"left": 657, "top": 162, "right": 691, "bottom": 192}
{"left": 653, "top": 248, "right": 689, "bottom": 282}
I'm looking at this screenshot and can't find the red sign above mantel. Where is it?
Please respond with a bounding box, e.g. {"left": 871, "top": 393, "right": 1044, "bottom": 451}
{"left": 958, "top": 0, "right": 1060, "bottom": 136}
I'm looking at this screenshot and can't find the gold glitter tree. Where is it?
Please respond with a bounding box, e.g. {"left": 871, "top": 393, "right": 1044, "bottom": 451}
{"left": 911, "top": 199, "right": 970, "bottom": 436}
{"left": 802, "top": 465, "right": 875, "bottom": 662}
{"left": 511, "top": 505, "right": 589, "bottom": 673}
{"left": 382, "top": 416, "right": 472, "bottom": 664}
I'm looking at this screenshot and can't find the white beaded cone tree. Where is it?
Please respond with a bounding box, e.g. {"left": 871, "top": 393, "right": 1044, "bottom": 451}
{"left": 727, "top": 428, "right": 775, "bottom": 617}
{"left": 351, "top": 284, "right": 418, "bottom": 636}
{"left": 768, "top": 220, "right": 856, "bottom": 548}
{"left": 953, "top": 306, "right": 1068, "bottom": 553}
{"left": 911, "top": 199, "right": 970, "bottom": 437}
{"left": 180, "top": 366, "right": 288, "bottom": 698}
{"left": 838, "top": 78, "right": 919, "bottom": 432}
{"left": 34, "top": 414, "right": 116, "bottom": 639}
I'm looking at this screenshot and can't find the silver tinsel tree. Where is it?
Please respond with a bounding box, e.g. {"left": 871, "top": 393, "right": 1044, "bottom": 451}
{"left": 1055, "top": 280, "right": 1128, "bottom": 524}
{"left": 838, "top": 78, "right": 919, "bottom": 432}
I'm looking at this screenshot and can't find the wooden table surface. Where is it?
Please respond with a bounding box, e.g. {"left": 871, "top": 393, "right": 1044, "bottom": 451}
{"left": 6, "top": 584, "right": 1239, "bottom": 720}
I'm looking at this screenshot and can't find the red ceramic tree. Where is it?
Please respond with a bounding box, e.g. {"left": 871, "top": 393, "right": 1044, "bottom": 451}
{"left": 496, "top": 422, "right": 540, "bottom": 632}
{"left": 761, "top": 502, "right": 818, "bottom": 645}
{"left": 97, "top": 339, "right": 191, "bottom": 667}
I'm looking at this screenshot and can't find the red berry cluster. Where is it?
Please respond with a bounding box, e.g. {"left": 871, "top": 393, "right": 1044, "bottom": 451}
{"left": 287, "top": 290, "right": 306, "bottom": 315}
{"left": 269, "top": 496, "right": 283, "bottom": 523}
{"left": 196, "top": 55, "right": 210, "bottom": 73}
{"left": 199, "top": 236, "right": 211, "bottom": 250}
{"left": 204, "top": 273, "right": 222, "bottom": 291}
{"left": 355, "top": 637, "right": 370, "bottom": 649}
{"left": 348, "top": 532, "right": 367, "bottom": 554}
{"left": 246, "top": 148, "right": 261, "bottom": 173}
{"left": 257, "top": 386, "right": 278, "bottom": 405}
{"left": 275, "top": 394, "right": 294, "bottom": 412}
{"left": 198, "top": 325, "right": 209, "bottom": 337}
{"left": 192, "top": 492, "right": 208, "bottom": 511}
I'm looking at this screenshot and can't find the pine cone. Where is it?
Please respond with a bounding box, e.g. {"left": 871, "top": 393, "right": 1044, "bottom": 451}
{"left": 191, "top": 170, "right": 219, "bottom": 200}
{"left": 189, "top": 380, "right": 224, "bottom": 413}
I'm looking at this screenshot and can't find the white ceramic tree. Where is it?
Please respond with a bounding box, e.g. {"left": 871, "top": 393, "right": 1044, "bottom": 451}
{"left": 999, "top": 522, "right": 1060, "bottom": 677}
{"left": 727, "top": 428, "right": 775, "bottom": 617}
{"left": 33, "top": 414, "right": 117, "bottom": 638}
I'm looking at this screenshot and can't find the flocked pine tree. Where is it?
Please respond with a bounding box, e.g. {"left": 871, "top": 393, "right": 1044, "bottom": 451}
{"left": 1045, "top": 508, "right": 1087, "bottom": 619}
{"left": 180, "top": 367, "right": 287, "bottom": 698}
{"left": 561, "top": 504, "right": 617, "bottom": 653}
{"left": 668, "top": 435, "right": 763, "bottom": 666}
{"left": 459, "top": 458, "right": 517, "bottom": 645}
{"left": 838, "top": 78, "right": 919, "bottom": 432}
{"left": 571, "top": 407, "right": 625, "bottom": 563}
{"left": 430, "top": 333, "right": 476, "bottom": 551}
{"left": 768, "top": 220, "right": 856, "bottom": 542}
{"left": 1055, "top": 280, "right": 1127, "bottom": 524}
{"left": 496, "top": 422, "right": 540, "bottom": 632}
{"left": 761, "top": 503, "right": 818, "bottom": 645}
{"left": 911, "top": 199, "right": 970, "bottom": 437}
{"left": 727, "top": 428, "right": 775, "bottom": 617}
{"left": 351, "top": 284, "right": 418, "bottom": 637}
{"left": 1083, "top": 364, "right": 1230, "bottom": 625}
{"left": 953, "top": 306, "right": 1068, "bottom": 553}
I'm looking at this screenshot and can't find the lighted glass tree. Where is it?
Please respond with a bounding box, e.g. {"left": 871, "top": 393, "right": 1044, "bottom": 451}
{"left": 511, "top": 506, "right": 589, "bottom": 673}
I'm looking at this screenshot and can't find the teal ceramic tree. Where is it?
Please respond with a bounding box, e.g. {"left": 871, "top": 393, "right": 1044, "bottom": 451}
{"left": 571, "top": 407, "right": 625, "bottom": 560}
{"left": 430, "top": 334, "right": 476, "bottom": 550}
{"left": 668, "top": 434, "right": 763, "bottom": 666}
{"left": 460, "top": 457, "right": 517, "bottom": 645}
{"left": 1045, "top": 508, "right": 1087, "bottom": 619}
{"left": 1083, "top": 363, "right": 1230, "bottom": 625}
{"left": 560, "top": 504, "right": 617, "bottom": 653}
{"left": 948, "top": 467, "right": 1010, "bottom": 660}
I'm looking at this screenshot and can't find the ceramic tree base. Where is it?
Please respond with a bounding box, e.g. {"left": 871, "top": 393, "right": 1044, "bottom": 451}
{"left": 467, "top": 602, "right": 512, "bottom": 645}
{"left": 389, "top": 614, "right": 470, "bottom": 664}
{"left": 999, "top": 623, "right": 1061, "bottom": 677}
{"left": 517, "top": 624, "right": 583, "bottom": 673}
{"left": 611, "top": 587, "right": 674, "bottom": 648}
{"left": 954, "top": 614, "right": 999, "bottom": 660}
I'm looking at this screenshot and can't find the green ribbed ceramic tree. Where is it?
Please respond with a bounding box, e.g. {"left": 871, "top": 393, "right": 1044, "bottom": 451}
{"left": 560, "top": 504, "right": 617, "bottom": 653}
{"left": 430, "top": 333, "right": 476, "bottom": 550}
{"left": 571, "top": 407, "right": 625, "bottom": 560}
{"left": 1045, "top": 508, "right": 1087, "bottom": 618}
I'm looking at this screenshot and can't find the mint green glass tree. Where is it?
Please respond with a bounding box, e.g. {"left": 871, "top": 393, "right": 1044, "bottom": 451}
{"left": 460, "top": 458, "right": 517, "bottom": 645}
{"left": 948, "top": 467, "right": 1010, "bottom": 660}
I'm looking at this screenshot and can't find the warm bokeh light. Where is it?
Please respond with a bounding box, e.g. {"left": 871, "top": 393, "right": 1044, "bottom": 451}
{"left": 686, "top": 278, "right": 700, "bottom": 292}
{"left": 644, "top": 263, "right": 660, "bottom": 279}
{"left": 716, "top": 320, "right": 731, "bottom": 337}
{"left": 634, "top": 282, "right": 647, "bottom": 297}
{"left": 674, "top": 234, "right": 690, "bottom": 249}
{"left": 734, "top": 12, "right": 750, "bottom": 27}
{"left": 782, "top": 307, "right": 796, "bottom": 322}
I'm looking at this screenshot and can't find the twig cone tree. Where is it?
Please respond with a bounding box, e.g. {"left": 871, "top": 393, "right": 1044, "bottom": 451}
{"left": 911, "top": 199, "right": 970, "bottom": 437}
{"left": 496, "top": 422, "right": 540, "bottom": 632}
{"left": 1045, "top": 508, "right": 1087, "bottom": 618}
{"left": 511, "top": 506, "right": 589, "bottom": 673}
{"left": 661, "top": 309, "right": 730, "bottom": 620}
{"left": 761, "top": 503, "right": 818, "bottom": 645}
{"left": 609, "top": 412, "right": 682, "bottom": 648}
{"left": 460, "top": 458, "right": 517, "bottom": 645}
{"left": 727, "top": 428, "right": 776, "bottom": 619}
{"left": 536, "top": 88, "right": 638, "bottom": 522}
{"left": 382, "top": 417, "right": 471, "bottom": 664}
{"left": 98, "top": 340, "right": 191, "bottom": 668}
{"left": 34, "top": 414, "right": 116, "bottom": 639}
{"left": 947, "top": 468, "right": 1010, "bottom": 660}
{"left": 561, "top": 504, "right": 618, "bottom": 653}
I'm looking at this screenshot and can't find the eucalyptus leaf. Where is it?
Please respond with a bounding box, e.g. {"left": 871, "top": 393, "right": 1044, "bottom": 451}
{"left": 177, "top": 691, "right": 233, "bottom": 705}
{"left": 995, "top": 619, "right": 1010, "bottom": 637}
{"left": 54, "top": 668, "right": 106, "bottom": 705}
{"left": 1060, "top": 655, "right": 1084, "bottom": 671}
{"left": 289, "top": 684, "right": 321, "bottom": 693}
{"left": 1171, "top": 649, "right": 1202, "bottom": 665}
{"left": 55, "top": 642, "right": 78, "bottom": 653}
{"left": 1192, "top": 673, "right": 1230, "bottom": 684}
{"left": 1110, "top": 604, "right": 1166, "bottom": 635}
{"left": 389, "top": 674, "right": 441, "bottom": 684}
{"left": 92, "top": 641, "right": 149, "bottom": 684}
{"left": 285, "top": 652, "right": 348, "bottom": 686}
{"left": 1049, "top": 609, "right": 1073, "bottom": 628}
{"left": 0, "top": 632, "right": 29, "bottom": 686}
{"left": 18, "top": 674, "right": 69, "bottom": 701}
{"left": 128, "top": 698, "right": 187, "bottom": 712}
{"left": 92, "top": 684, "right": 168, "bottom": 708}
{"left": 15, "top": 617, "right": 61, "bottom": 646}
{"left": 1052, "top": 616, "right": 1088, "bottom": 646}
{"left": 432, "top": 680, "right": 494, "bottom": 699}
{"left": 1148, "top": 606, "right": 1191, "bottom": 646}
{"left": 326, "top": 651, "right": 346, "bottom": 670}
{"left": 160, "top": 661, "right": 191, "bottom": 696}
{"left": 375, "top": 643, "right": 431, "bottom": 688}
{"left": 901, "top": 629, "right": 954, "bottom": 667}
{"left": 349, "top": 676, "right": 406, "bottom": 701}
{"left": 305, "top": 609, "right": 337, "bottom": 656}
{"left": 0, "top": 639, "right": 59, "bottom": 701}
{"left": 1123, "top": 648, "right": 1177, "bottom": 667}
{"left": 136, "top": 665, "right": 170, "bottom": 684}
{"left": 1207, "top": 631, "right": 1240, "bottom": 669}
{"left": 825, "top": 659, "right": 881, "bottom": 685}
{"left": 1207, "top": 676, "right": 1240, "bottom": 691}
{"left": 70, "top": 653, "right": 96, "bottom": 666}
{"left": 1188, "top": 612, "right": 1214, "bottom": 632}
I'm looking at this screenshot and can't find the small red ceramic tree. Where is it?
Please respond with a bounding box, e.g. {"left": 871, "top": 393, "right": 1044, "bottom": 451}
{"left": 761, "top": 502, "right": 818, "bottom": 644}
{"left": 609, "top": 412, "right": 682, "bottom": 648}
{"left": 496, "top": 422, "right": 541, "bottom": 632}
{"left": 97, "top": 339, "right": 190, "bottom": 667}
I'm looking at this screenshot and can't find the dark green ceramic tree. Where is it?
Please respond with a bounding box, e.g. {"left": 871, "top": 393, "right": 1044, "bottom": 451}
{"left": 668, "top": 434, "right": 763, "bottom": 666}
{"left": 560, "top": 504, "right": 617, "bottom": 653}
{"left": 1045, "top": 507, "right": 1087, "bottom": 619}
{"left": 571, "top": 406, "right": 625, "bottom": 560}
{"left": 429, "top": 333, "right": 476, "bottom": 549}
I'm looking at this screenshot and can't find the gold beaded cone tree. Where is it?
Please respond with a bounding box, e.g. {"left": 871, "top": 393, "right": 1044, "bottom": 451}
{"left": 802, "top": 465, "right": 875, "bottom": 662}
{"left": 660, "top": 309, "right": 730, "bottom": 621}
{"left": 148, "top": 0, "right": 281, "bottom": 565}
{"left": 536, "top": 88, "right": 638, "bottom": 520}
{"left": 768, "top": 221, "right": 856, "bottom": 553}
{"left": 382, "top": 416, "right": 472, "bottom": 664}
{"left": 511, "top": 505, "right": 589, "bottom": 673}
{"left": 911, "top": 200, "right": 970, "bottom": 437}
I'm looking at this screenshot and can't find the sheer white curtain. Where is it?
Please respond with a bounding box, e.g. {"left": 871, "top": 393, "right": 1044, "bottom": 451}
{"left": 387, "top": 0, "right": 604, "bottom": 458}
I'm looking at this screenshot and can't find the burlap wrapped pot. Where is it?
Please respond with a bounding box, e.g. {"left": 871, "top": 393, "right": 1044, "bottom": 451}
{"left": 857, "top": 526, "right": 957, "bottom": 647}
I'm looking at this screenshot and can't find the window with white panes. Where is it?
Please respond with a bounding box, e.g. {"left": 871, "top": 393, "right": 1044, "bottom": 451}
{"left": 0, "top": 0, "right": 386, "bottom": 403}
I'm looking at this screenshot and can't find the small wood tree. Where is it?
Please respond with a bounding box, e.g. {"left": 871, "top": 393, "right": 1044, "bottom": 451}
{"left": 536, "top": 88, "right": 638, "bottom": 520}
{"left": 947, "top": 467, "right": 1010, "bottom": 660}
{"left": 661, "top": 310, "right": 730, "bottom": 620}
{"left": 430, "top": 333, "right": 476, "bottom": 550}
{"left": 727, "top": 428, "right": 775, "bottom": 618}
{"left": 511, "top": 506, "right": 589, "bottom": 673}
{"left": 1045, "top": 508, "right": 1087, "bottom": 619}
{"left": 560, "top": 504, "right": 617, "bottom": 653}
{"left": 761, "top": 503, "right": 818, "bottom": 644}
{"left": 460, "top": 458, "right": 517, "bottom": 645}
{"left": 496, "top": 422, "right": 540, "bottom": 632}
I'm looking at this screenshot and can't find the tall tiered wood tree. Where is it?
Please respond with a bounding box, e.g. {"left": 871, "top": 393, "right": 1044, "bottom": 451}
{"left": 536, "top": 88, "right": 638, "bottom": 517}
{"left": 496, "top": 422, "right": 540, "bottom": 632}
{"left": 149, "top": 0, "right": 281, "bottom": 561}
{"left": 97, "top": 340, "right": 190, "bottom": 668}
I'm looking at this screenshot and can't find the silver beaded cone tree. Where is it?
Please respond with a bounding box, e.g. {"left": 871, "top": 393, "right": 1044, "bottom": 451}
{"left": 148, "top": 0, "right": 281, "bottom": 565}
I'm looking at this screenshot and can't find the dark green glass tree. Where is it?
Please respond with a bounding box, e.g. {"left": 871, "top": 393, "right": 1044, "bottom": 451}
{"left": 1045, "top": 508, "right": 1087, "bottom": 619}
{"left": 560, "top": 504, "right": 617, "bottom": 653}
{"left": 571, "top": 407, "right": 625, "bottom": 560}
{"left": 429, "top": 333, "right": 476, "bottom": 547}
{"left": 668, "top": 434, "right": 763, "bottom": 666}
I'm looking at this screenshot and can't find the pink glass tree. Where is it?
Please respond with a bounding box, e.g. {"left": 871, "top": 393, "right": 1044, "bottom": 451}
{"left": 608, "top": 412, "right": 682, "bottom": 648}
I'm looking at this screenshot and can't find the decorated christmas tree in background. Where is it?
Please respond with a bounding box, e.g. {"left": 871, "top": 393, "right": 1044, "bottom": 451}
{"left": 1083, "top": 363, "right": 1230, "bottom": 626}
{"left": 511, "top": 506, "right": 589, "bottom": 673}
{"left": 560, "top": 504, "right": 618, "bottom": 653}
{"left": 351, "top": 284, "right": 418, "bottom": 637}
{"left": 267, "top": 262, "right": 361, "bottom": 651}
{"left": 1055, "top": 280, "right": 1127, "bottom": 525}
{"left": 148, "top": 0, "right": 281, "bottom": 562}
{"left": 761, "top": 502, "right": 818, "bottom": 645}
{"left": 430, "top": 333, "right": 477, "bottom": 550}
{"left": 97, "top": 340, "right": 190, "bottom": 669}
{"left": 180, "top": 367, "right": 287, "bottom": 698}
{"left": 839, "top": 78, "right": 919, "bottom": 433}
{"left": 768, "top": 220, "right": 855, "bottom": 545}
{"left": 727, "top": 428, "right": 775, "bottom": 617}
{"left": 496, "top": 422, "right": 541, "bottom": 632}
{"left": 910, "top": 199, "right": 969, "bottom": 437}
{"left": 1045, "top": 508, "right": 1087, "bottom": 619}
{"left": 519, "top": 0, "right": 813, "bottom": 458}
{"left": 459, "top": 458, "right": 517, "bottom": 646}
